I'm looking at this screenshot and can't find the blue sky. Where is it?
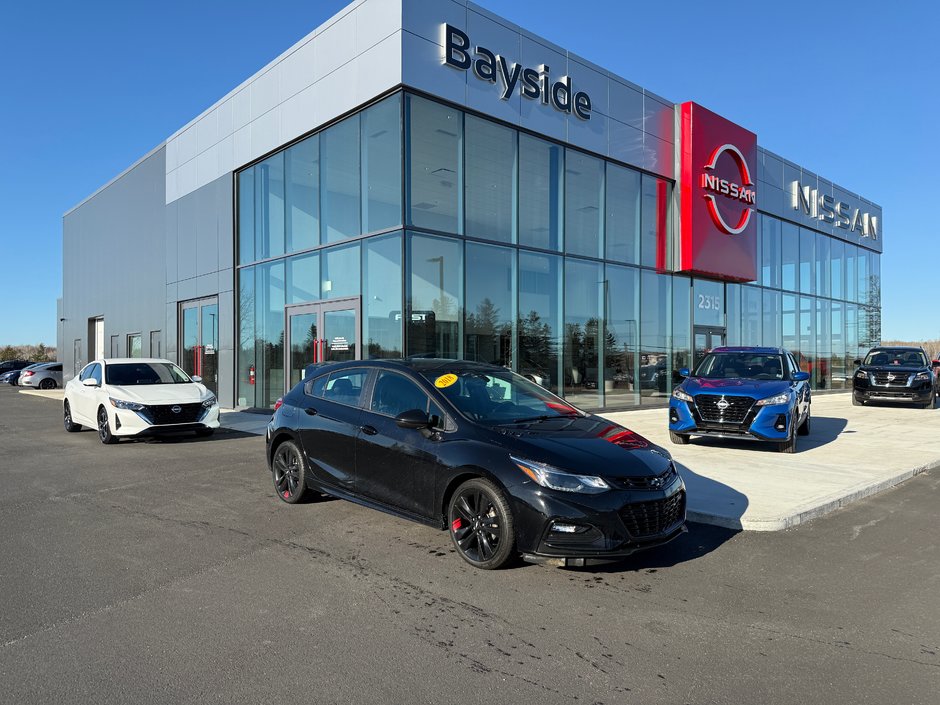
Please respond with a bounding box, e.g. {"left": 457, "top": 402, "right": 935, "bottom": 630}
{"left": 1, "top": 0, "right": 936, "bottom": 345}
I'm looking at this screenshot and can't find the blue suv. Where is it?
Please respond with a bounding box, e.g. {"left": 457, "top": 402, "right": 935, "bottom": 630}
{"left": 668, "top": 347, "right": 811, "bottom": 453}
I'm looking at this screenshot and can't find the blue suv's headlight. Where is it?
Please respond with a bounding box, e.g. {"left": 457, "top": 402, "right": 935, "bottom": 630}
{"left": 672, "top": 388, "right": 693, "bottom": 402}
{"left": 755, "top": 392, "right": 790, "bottom": 406}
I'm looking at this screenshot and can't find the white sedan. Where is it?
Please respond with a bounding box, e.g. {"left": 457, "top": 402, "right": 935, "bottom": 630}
{"left": 64, "top": 358, "right": 220, "bottom": 444}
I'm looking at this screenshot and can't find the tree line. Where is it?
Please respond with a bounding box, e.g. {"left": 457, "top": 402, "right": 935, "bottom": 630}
{"left": 0, "top": 343, "right": 57, "bottom": 362}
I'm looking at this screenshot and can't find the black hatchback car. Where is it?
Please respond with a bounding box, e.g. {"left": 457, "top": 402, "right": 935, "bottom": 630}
{"left": 852, "top": 346, "right": 936, "bottom": 408}
{"left": 266, "top": 359, "right": 686, "bottom": 569}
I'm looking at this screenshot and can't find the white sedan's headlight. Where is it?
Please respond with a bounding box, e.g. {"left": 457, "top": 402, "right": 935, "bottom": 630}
{"left": 109, "top": 397, "right": 145, "bottom": 411}
{"left": 511, "top": 456, "right": 610, "bottom": 494}
{"left": 202, "top": 394, "right": 218, "bottom": 408}
{"left": 672, "top": 388, "right": 693, "bottom": 402}
{"left": 755, "top": 392, "right": 790, "bottom": 407}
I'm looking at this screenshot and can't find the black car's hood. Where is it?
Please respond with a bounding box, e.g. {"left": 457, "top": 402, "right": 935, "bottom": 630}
{"left": 493, "top": 414, "right": 672, "bottom": 479}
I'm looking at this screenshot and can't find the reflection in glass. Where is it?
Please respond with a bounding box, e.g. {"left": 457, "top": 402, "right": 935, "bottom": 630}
{"left": 799, "top": 296, "right": 815, "bottom": 383}
{"left": 286, "top": 136, "right": 319, "bottom": 253}
{"left": 762, "top": 289, "right": 781, "bottom": 347}
{"left": 237, "top": 169, "right": 255, "bottom": 265}
{"left": 563, "top": 258, "right": 602, "bottom": 408}
{"left": 287, "top": 253, "right": 319, "bottom": 304}
{"left": 362, "top": 95, "right": 402, "bottom": 233}
{"left": 565, "top": 151, "right": 604, "bottom": 258}
{"left": 606, "top": 164, "right": 641, "bottom": 264}
{"left": 799, "top": 228, "right": 814, "bottom": 294}
{"left": 640, "top": 175, "right": 670, "bottom": 269}
{"left": 518, "top": 251, "right": 561, "bottom": 393}
{"left": 672, "top": 277, "right": 691, "bottom": 396}
{"left": 741, "top": 285, "right": 762, "bottom": 345}
{"left": 363, "top": 234, "right": 402, "bottom": 359}
{"left": 816, "top": 298, "right": 831, "bottom": 389}
{"left": 465, "top": 116, "right": 515, "bottom": 243}
{"left": 831, "top": 301, "right": 844, "bottom": 390}
{"left": 639, "top": 270, "right": 670, "bottom": 400}
{"left": 519, "top": 134, "right": 563, "bottom": 251}
{"left": 815, "top": 234, "right": 830, "bottom": 298}
{"left": 321, "top": 115, "right": 361, "bottom": 243}
{"left": 604, "top": 264, "right": 639, "bottom": 408}
{"left": 465, "top": 242, "right": 514, "bottom": 367}
{"left": 407, "top": 233, "right": 462, "bottom": 358}
{"left": 255, "top": 153, "right": 285, "bottom": 260}
{"left": 321, "top": 243, "right": 360, "bottom": 300}
{"left": 760, "top": 216, "right": 781, "bottom": 288}
{"left": 829, "top": 238, "right": 843, "bottom": 301}
{"left": 781, "top": 222, "right": 798, "bottom": 291}
{"left": 406, "top": 96, "right": 462, "bottom": 233}
{"left": 237, "top": 268, "right": 255, "bottom": 406}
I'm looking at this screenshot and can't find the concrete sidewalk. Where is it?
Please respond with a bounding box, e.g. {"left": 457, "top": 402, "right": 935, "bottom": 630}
{"left": 22, "top": 388, "right": 939, "bottom": 532}
{"left": 602, "top": 394, "right": 940, "bottom": 531}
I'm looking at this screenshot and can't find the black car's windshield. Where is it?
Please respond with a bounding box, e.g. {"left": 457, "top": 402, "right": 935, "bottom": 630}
{"left": 694, "top": 352, "right": 787, "bottom": 380}
{"left": 863, "top": 349, "right": 928, "bottom": 367}
{"left": 106, "top": 362, "right": 192, "bottom": 385}
{"left": 421, "top": 369, "right": 582, "bottom": 424}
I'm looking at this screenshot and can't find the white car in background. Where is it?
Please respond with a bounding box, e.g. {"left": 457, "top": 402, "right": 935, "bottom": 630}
{"left": 63, "top": 358, "right": 220, "bottom": 444}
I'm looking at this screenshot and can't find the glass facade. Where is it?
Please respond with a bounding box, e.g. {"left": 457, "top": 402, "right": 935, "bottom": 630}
{"left": 235, "top": 90, "right": 881, "bottom": 409}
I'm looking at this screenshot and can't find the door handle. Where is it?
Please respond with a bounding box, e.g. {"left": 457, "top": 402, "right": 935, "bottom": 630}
{"left": 359, "top": 425, "right": 377, "bottom": 435}
{"left": 304, "top": 407, "right": 318, "bottom": 416}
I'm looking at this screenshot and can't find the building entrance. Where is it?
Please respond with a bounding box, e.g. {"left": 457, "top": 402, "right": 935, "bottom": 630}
{"left": 693, "top": 326, "right": 726, "bottom": 370}
{"left": 180, "top": 297, "right": 219, "bottom": 394}
{"left": 285, "top": 297, "right": 360, "bottom": 391}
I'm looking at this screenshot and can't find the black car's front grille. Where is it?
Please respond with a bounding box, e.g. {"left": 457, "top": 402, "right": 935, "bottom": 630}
{"left": 871, "top": 372, "right": 911, "bottom": 387}
{"left": 142, "top": 403, "right": 206, "bottom": 425}
{"left": 612, "top": 465, "right": 678, "bottom": 490}
{"left": 694, "top": 394, "right": 754, "bottom": 423}
{"left": 619, "top": 491, "right": 686, "bottom": 538}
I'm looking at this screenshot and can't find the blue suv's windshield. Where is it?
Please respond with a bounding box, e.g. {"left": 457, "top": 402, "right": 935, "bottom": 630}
{"left": 694, "top": 352, "right": 787, "bottom": 381}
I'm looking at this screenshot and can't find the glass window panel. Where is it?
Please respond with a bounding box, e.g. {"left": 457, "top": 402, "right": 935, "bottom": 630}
{"left": 127, "top": 334, "right": 142, "bottom": 358}
{"left": 799, "top": 227, "right": 814, "bottom": 294}
{"left": 815, "top": 234, "right": 830, "bottom": 298}
{"left": 869, "top": 252, "right": 881, "bottom": 310}
{"left": 362, "top": 95, "right": 402, "bottom": 234}
{"left": 726, "top": 283, "right": 742, "bottom": 346}
{"left": 693, "top": 279, "right": 723, "bottom": 327}
{"left": 237, "top": 267, "right": 256, "bottom": 407}
{"left": 604, "top": 264, "right": 640, "bottom": 408}
{"left": 406, "top": 96, "right": 462, "bottom": 234}
{"left": 831, "top": 300, "right": 845, "bottom": 390}
{"left": 828, "top": 238, "right": 843, "bottom": 301}
{"left": 321, "top": 242, "right": 360, "bottom": 300}
{"left": 782, "top": 293, "right": 797, "bottom": 357}
{"left": 760, "top": 215, "right": 781, "bottom": 288}
{"left": 672, "top": 277, "right": 691, "bottom": 394}
{"left": 363, "top": 234, "right": 403, "bottom": 359}
{"left": 742, "top": 285, "right": 762, "bottom": 345}
{"left": 844, "top": 243, "right": 857, "bottom": 302}
{"left": 762, "top": 289, "right": 781, "bottom": 347}
{"left": 781, "top": 222, "right": 798, "bottom": 291}
{"left": 799, "top": 296, "right": 815, "bottom": 383}
{"left": 465, "top": 242, "right": 514, "bottom": 367}
{"left": 640, "top": 175, "right": 670, "bottom": 269}
{"left": 237, "top": 168, "right": 255, "bottom": 265}
{"left": 286, "top": 136, "right": 319, "bottom": 253}
{"left": 465, "top": 115, "right": 515, "bottom": 243}
{"left": 519, "top": 251, "right": 562, "bottom": 393}
{"left": 857, "top": 249, "right": 869, "bottom": 305}
{"left": 519, "top": 133, "right": 563, "bottom": 251}
{"left": 816, "top": 298, "right": 831, "bottom": 389}
{"left": 255, "top": 153, "right": 285, "bottom": 260}
{"left": 845, "top": 303, "right": 859, "bottom": 366}
{"left": 287, "top": 252, "right": 319, "bottom": 304}
{"left": 407, "top": 233, "right": 463, "bottom": 358}
{"left": 640, "top": 270, "right": 671, "bottom": 401}
{"left": 565, "top": 150, "right": 604, "bottom": 258}
{"left": 322, "top": 115, "right": 361, "bottom": 243}
{"left": 564, "top": 258, "right": 603, "bottom": 408}
{"left": 606, "top": 164, "right": 641, "bottom": 264}
{"left": 258, "top": 261, "right": 285, "bottom": 408}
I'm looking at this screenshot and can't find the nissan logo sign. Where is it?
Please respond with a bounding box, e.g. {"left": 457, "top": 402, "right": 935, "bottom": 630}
{"left": 700, "top": 144, "right": 756, "bottom": 235}
{"left": 171, "top": 405, "right": 182, "bottom": 414}
{"left": 716, "top": 397, "right": 730, "bottom": 411}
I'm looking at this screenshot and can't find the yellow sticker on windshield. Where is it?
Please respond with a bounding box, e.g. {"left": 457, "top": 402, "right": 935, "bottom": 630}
{"left": 435, "top": 373, "right": 458, "bottom": 388}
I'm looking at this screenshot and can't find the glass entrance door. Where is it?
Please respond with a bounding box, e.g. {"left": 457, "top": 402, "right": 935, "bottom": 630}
{"left": 180, "top": 297, "right": 220, "bottom": 394}
{"left": 693, "top": 326, "right": 726, "bottom": 371}
{"left": 285, "top": 298, "right": 360, "bottom": 392}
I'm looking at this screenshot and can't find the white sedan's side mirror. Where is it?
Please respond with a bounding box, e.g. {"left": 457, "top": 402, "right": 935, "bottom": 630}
{"left": 191, "top": 375, "right": 202, "bottom": 383}
{"left": 82, "top": 378, "right": 98, "bottom": 387}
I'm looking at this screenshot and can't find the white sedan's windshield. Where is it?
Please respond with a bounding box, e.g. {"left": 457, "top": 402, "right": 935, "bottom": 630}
{"left": 422, "top": 369, "right": 582, "bottom": 424}
{"left": 106, "top": 362, "right": 192, "bottom": 385}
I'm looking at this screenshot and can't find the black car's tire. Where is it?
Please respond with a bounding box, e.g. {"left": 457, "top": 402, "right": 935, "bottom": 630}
{"left": 272, "top": 440, "right": 309, "bottom": 504}
{"left": 797, "top": 412, "right": 811, "bottom": 436}
{"left": 195, "top": 428, "right": 215, "bottom": 437}
{"left": 669, "top": 430, "right": 690, "bottom": 445}
{"left": 97, "top": 406, "right": 119, "bottom": 445}
{"left": 778, "top": 432, "right": 797, "bottom": 454}
{"left": 39, "top": 378, "right": 56, "bottom": 390}
{"left": 448, "top": 478, "right": 516, "bottom": 570}
{"left": 852, "top": 394, "right": 863, "bottom": 406}
{"left": 63, "top": 401, "right": 80, "bottom": 433}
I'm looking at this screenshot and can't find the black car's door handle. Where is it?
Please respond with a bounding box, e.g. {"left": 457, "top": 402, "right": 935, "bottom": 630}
{"left": 360, "top": 425, "right": 378, "bottom": 435}
{"left": 304, "top": 407, "right": 318, "bottom": 416}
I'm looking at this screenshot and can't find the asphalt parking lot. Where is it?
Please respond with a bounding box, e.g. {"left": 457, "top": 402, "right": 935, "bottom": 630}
{"left": 1, "top": 387, "right": 939, "bottom": 704}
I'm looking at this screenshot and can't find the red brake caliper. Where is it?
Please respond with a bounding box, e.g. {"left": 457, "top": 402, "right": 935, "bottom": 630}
{"left": 451, "top": 518, "right": 462, "bottom": 532}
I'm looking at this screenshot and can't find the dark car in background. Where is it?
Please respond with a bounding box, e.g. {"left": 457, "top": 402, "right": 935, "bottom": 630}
{"left": 0, "top": 359, "right": 31, "bottom": 382}
{"left": 5, "top": 362, "right": 45, "bottom": 386}
{"left": 266, "top": 359, "right": 686, "bottom": 570}
{"left": 852, "top": 346, "right": 935, "bottom": 408}
{"left": 668, "top": 347, "right": 811, "bottom": 453}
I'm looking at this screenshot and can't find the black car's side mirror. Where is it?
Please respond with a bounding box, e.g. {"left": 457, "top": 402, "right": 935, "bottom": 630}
{"left": 853, "top": 359, "right": 862, "bottom": 366}
{"left": 395, "top": 409, "right": 431, "bottom": 430}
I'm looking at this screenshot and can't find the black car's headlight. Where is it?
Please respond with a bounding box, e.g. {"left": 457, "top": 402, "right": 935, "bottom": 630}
{"left": 511, "top": 456, "right": 610, "bottom": 494}
{"left": 854, "top": 370, "right": 869, "bottom": 380}
{"left": 672, "top": 388, "right": 693, "bottom": 402}
{"left": 755, "top": 392, "right": 790, "bottom": 406}
{"left": 202, "top": 394, "right": 218, "bottom": 408}
{"left": 109, "top": 397, "right": 145, "bottom": 411}
{"left": 914, "top": 372, "right": 931, "bottom": 382}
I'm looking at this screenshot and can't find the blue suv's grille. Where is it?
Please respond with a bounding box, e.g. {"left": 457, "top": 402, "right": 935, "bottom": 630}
{"left": 694, "top": 394, "right": 754, "bottom": 423}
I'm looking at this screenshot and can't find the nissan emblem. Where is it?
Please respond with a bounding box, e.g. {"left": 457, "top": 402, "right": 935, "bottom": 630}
{"left": 716, "top": 397, "right": 730, "bottom": 411}
{"left": 171, "top": 405, "right": 182, "bottom": 414}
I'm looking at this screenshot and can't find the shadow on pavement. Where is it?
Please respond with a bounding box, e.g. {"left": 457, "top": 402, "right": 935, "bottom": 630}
{"left": 684, "top": 415, "right": 848, "bottom": 454}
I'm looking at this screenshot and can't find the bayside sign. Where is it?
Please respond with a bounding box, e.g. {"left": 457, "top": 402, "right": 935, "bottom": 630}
{"left": 441, "top": 24, "right": 592, "bottom": 120}
{"left": 790, "top": 182, "right": 879, "bottom": 240}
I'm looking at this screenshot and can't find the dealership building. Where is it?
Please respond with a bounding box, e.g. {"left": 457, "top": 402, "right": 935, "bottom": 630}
{"left": 59, "top": 0, "right": 883, "bottom": 411}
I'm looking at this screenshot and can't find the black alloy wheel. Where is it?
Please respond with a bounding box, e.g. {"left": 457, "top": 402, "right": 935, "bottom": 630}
{"left": 669, "top": 430, "right": 690, "bottom": 445}
{"left": 39, "top": 378, "right": 56, "bottom": 390}
{"left": 63, "top": 401, "right": 80, "bottom": 433}
{"left": 447, "top": 478, "right": 515, "bottom": 570}
{"left": 272, "top": 440, "right": 308, "bottom": 504}
{"left": 97, "top": 406, "right": 118, "bottom": 445}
